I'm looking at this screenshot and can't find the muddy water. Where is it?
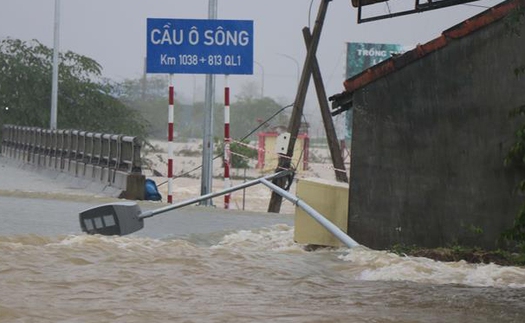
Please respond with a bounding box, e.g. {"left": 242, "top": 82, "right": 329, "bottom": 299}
{"left": 1, "top": 196, "right": 525, "bottom": 322}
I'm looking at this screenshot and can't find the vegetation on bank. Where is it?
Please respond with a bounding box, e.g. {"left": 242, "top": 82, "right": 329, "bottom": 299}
{"left": 389, "top": 244, "right": 525, "bottom": 267}
{"left": 0, "top": 37, "right": 291, "bottom": 145}
{"left": 500, "top": 6, "right": 525, "bottom": 261}
{"left": 120, "top": 77, "right": 290, "bottom": 142}
{"left": 0, "top": 38, "right": 147, "bottom": 138}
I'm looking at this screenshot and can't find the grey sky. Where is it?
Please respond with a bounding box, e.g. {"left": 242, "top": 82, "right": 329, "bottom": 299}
{"left": 0, "top": 0, "right": 502, "bottom": 121}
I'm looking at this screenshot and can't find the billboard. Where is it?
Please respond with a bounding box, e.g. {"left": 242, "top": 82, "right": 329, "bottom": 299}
{"left": 346, "top": 42, "right": 405, "bottom": 79}
{"left": 345, "top": 42, "right": 406, "bottom": 139}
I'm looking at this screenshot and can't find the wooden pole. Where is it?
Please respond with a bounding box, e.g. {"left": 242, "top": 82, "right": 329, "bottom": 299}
{"left": 303, "top": 28, "right": 348, "bottom": 183}
{"left": 267, "top": 0, "right": 332, "bottom": 213}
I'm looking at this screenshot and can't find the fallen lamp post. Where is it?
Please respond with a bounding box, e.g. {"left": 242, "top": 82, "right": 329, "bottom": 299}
{"left": 79, "top": 170, "right": 360, "bottom": 248}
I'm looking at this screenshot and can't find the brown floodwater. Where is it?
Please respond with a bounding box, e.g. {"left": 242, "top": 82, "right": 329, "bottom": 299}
{"left": 1, "top": 195, "right": 525, "bottom": 322}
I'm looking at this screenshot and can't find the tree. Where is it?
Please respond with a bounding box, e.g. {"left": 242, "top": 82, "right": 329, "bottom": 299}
{"left": 118, "top": 75, "right": 291, "bottom": 143}
{"left": 229, "top": 96, "right": 290, "bottom": 141}
{"left": 0, "top": 38, "right": 147, "bottom": 137}
{"left": 118, "top": 76, "right": 200, "bottom": 140}
{"left": 216, "top": 139, "right": 258, "bottom": 169}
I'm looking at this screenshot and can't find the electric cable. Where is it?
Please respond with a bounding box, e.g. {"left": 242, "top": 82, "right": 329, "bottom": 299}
{"left": 308, "top": 0, "right": 316, "bottom": 30}
{"left": 155, "top": 102, "right": 294, "bottom": 187}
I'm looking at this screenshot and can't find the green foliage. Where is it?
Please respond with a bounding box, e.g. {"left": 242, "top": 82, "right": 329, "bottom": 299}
{"left": 504, "top": 105, "right": 525, "bottom": 249}
{"left": 503, "top": 9, "right": 525, "bottom": 249}
{"left": 229, "top": 96, "right": 290, "bottom": 140}
{"left": 502, "top": 204, "right": 525, "bottom": 251}
{"left": 0, "top": 38, "right": 147, "bottom": 137}
{"left": 216, "top": 139, "right": 258, "bottom": 169}
{"left": 515, "top": 65, "right": 525, "bottom": 76}
{"left": 118, "top": 75, "right": 170, "bottom": 101}
{"left": 390, "top": 244, "right": 525, "bottom": 266}
{"left": 467, "top": 224, "right": 484, "bottom": 236}
{"left": 119, "top": 77, "right": 204, "bottom": 140}
{"left": 118, "top": 77, "right": 290, "bottom": 142}
{"left": 505, "top": 5, "right": 525, "bottom": 36}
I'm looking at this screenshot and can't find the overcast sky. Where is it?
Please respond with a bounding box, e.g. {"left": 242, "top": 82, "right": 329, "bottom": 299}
{"left": 0, "top": 0, "right": 503, "bottom": 127}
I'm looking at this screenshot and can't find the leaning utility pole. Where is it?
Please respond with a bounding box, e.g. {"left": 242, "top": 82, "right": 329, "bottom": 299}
{"left": 302, "top": 28, "right": 348, "bottom": 183}
{"left": 267, "top": 0, "right": 332, "bottom": 213}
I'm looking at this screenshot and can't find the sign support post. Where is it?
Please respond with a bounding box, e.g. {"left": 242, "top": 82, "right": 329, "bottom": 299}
{"left": 224, "top": 75, "right": 231, "bottom": 209}
{"left": 201, "top": 73, "right": 215, "bottom": 206}
{"left": 168, "top": 74, "right": 175, "bottom": 203}
{"left": 146, "top": 17, "right": 253, "bottom": 206}
{"left": 200, "top": 0, "right": 218, "bottom": 206}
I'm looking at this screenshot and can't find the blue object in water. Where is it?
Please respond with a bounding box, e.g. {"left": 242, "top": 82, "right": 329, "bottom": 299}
{"left": 145, "top": 179, "right": 162, "bottom": 201}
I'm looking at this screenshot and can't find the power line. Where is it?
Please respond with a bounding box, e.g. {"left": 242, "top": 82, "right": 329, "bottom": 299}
{"left": 156, "top": 103, "right": 294, "bottom": 187}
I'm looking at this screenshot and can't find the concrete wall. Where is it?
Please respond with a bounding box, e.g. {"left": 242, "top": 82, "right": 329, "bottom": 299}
{"left": 294, "top": 178, "right": 349, "bottom": 247}
{"left": 349, "top": 18, "right": 525, "bottom": 249}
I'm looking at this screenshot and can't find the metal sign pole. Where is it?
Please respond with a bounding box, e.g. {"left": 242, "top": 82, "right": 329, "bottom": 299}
{"left": 199, "top": 0, "right": 218, "bottom": 206}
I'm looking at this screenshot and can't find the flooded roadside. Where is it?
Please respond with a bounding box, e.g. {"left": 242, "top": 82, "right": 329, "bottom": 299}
{"left": 1, "top": 158, "right": 525, "bottom": 322}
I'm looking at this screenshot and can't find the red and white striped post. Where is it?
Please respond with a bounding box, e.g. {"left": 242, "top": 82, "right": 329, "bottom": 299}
{"left": 167, "top": 74, "right": 174, "bottom": 204}
{"left": 224, "top": 75, "right": 231, "bottom": 209}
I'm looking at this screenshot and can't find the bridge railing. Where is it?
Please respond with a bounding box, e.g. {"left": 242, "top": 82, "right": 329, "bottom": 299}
{"left": 1, "top": 124, "right": 144, "bottom": 199}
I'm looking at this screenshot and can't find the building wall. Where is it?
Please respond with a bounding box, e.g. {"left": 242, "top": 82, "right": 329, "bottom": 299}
{"left": 348, "top": 18, "right": 525, "bottom": 249}
{"left": 257, "top": 133, "right": 308, "bottom": 172}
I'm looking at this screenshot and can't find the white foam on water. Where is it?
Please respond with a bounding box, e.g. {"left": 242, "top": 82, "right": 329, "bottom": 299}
{"left": 212, "top": 224, "right": 305, "bottom": 253}
{"left": 41, "top": 234, "right": 201, "bottom": 258}
{"left": 7, "top": 226, "right": 524, "bottom": 290}
{"left": 212, "top": 226, "right": 525, "bottom": 288}
{"left": 339, "top": 247, "right": 525, "bottom": 288}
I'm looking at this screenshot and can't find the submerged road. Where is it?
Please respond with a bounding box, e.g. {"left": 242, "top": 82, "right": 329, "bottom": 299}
{"left": 1, "top": 156, "right": 525, "bottom": 323}
{"left": 0, "top": 156, "right": 293, "bottom": 239}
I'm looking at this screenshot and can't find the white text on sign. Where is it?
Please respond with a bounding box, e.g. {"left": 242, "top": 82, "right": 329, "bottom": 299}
{"left": 150, "top": 26, "right": 250, "bottom": 47}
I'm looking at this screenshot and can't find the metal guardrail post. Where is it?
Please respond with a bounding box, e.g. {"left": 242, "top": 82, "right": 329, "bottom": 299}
{"left": 102, "top": 134, "right": 110, "bottom": 168}
{"left": 1, "top": 124, "right": 143, "bottom": 190}
{"left": 1, "top": 125, "right": 6, "bottom": 155}
{"left": 93, "top": 133, "right": 102, "bottom": 165}
{"left": 85, "top": 132, "right": 94, "bottom": 164}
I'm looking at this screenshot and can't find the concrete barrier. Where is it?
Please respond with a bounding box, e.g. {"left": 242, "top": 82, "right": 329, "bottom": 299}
{"left": 1, "top": 124, "right": 145, "bottom": 200}
{"left": 294, "top": 177, "right": 349, "bottom": 247}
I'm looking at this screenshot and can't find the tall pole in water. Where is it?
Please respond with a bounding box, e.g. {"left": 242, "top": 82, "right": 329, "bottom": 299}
{"left": 200, "top": 0, "right": 218, "bottom": 206}
{"left": 50, "top": 0, "right": 60, "bottom": 130}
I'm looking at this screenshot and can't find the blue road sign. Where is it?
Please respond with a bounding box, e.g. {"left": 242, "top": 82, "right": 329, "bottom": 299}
{"left": 147, "top": 18, "right": 253, "bottom": 75}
